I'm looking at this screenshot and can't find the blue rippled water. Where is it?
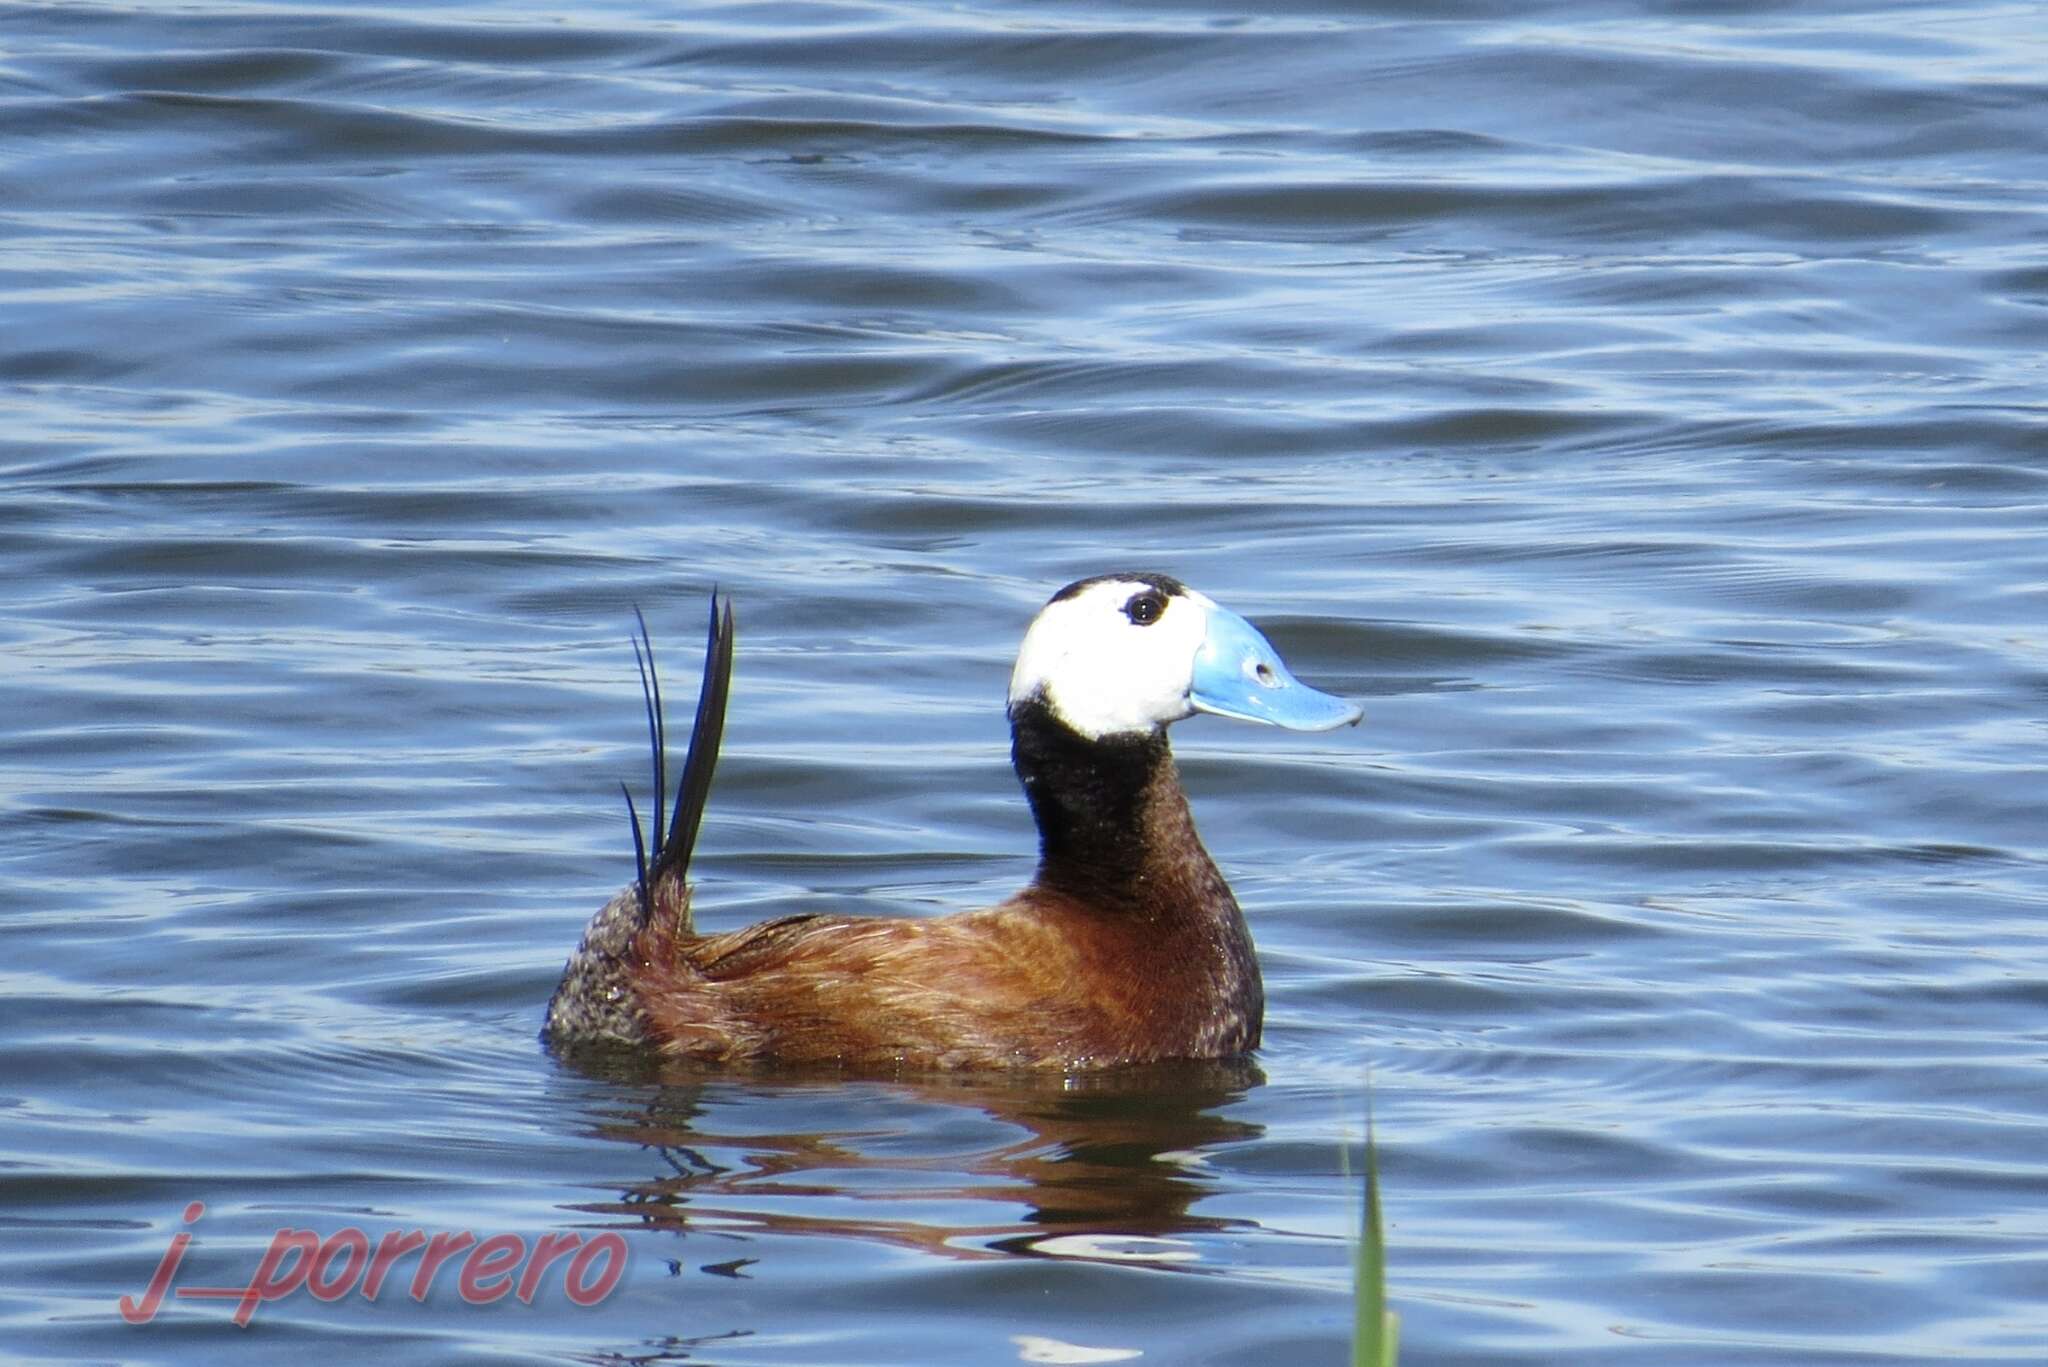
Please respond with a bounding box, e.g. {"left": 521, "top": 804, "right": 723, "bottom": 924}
{"left": 3, "top": 1, "right": 2045, "bottom": 1363}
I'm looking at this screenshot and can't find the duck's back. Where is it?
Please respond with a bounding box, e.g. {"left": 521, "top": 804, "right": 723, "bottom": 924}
{"left": 624, "top": 887, "right": 1257, "bottom": 1070}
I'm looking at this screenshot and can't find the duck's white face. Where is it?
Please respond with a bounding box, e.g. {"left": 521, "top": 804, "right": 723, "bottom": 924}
{"left": 1009, "top": 577, "right": 1213, "bottom": 739}
{"left": 1007, "top": 575, "right": 1363, "bottom": 741}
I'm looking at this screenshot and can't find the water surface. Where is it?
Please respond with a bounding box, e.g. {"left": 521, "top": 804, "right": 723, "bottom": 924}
{"left": 3, "top": 1, "right": 2046, "bottom": 1363}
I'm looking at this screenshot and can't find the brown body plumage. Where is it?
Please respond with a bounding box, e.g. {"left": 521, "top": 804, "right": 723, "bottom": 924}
{"left": 544, "top": 577, "right": 1355, "bottom": 1071}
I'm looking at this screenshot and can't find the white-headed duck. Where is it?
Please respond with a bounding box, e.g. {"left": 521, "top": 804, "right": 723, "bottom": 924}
{"left": 544, "top": 574, "right": 1359, "bottom": 1069}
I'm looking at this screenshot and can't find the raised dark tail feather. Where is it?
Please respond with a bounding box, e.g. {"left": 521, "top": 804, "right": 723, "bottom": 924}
{"left": 625, "top": 594, "right": 735, "bottom": 928}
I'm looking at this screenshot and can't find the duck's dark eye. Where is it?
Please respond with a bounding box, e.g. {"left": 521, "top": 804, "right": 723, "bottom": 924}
{"left": 1124, "top": 591, "right": 1167, "bottom": 626}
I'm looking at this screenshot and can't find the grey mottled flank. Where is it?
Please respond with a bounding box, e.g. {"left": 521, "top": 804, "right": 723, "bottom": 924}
{"left": 542, "top": 884, "right": 650, "bottom": 1047}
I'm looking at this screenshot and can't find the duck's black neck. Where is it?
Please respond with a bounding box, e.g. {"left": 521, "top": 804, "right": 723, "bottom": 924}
{"left": 1008, "top": 698, "right": 1207, "bottom": 904}
{"left": 1008, "top": 696, "right": 1261, "bottom": 1057}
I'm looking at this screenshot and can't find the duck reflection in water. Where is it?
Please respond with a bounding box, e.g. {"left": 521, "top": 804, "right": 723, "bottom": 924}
{"left": 557, "top": 1057, "right": 1265, "bottom": 1269}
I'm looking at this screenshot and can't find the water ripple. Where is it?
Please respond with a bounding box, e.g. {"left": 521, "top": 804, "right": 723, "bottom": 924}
{"left": 2, "top": 1, "right": 2045, "bottom": 1364}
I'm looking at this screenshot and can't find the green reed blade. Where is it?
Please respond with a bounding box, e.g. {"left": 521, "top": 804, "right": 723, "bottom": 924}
{"left": 1351, "top": 1119, "right": 1399, "bottom": 1367}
